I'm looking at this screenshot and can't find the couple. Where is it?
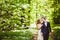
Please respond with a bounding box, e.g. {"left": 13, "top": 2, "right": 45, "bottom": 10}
{"left": 36, "top": 17, "right": 51, "bottom": 40}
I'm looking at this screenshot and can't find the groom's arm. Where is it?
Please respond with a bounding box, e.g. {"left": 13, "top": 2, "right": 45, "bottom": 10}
{"left": 48, "top": 22, "right": 52, "bottom": 36}
{"left": 48, "top": 22, "right": 51, "bottom": 32}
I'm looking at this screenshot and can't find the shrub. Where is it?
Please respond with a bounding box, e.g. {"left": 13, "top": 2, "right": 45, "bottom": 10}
{"left": 53, "top": 28, "right": 60, "bottom": 40}
{"left": 0, "top": 30, "right": 33, "bottom": 40}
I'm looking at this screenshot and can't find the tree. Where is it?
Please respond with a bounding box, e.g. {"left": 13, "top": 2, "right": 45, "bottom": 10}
{"left": 0, "top": 0, "right": 31, "bottom": 31}
{"left": 52, "top": 0, "right": 60, "bottom": 24}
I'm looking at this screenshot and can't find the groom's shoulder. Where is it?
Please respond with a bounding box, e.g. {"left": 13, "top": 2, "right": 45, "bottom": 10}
{"left": 47, "top": 21, "right": 50, "bottom": 23}
{"left": 47, "top": 20, "right": 50, "bottom": 23}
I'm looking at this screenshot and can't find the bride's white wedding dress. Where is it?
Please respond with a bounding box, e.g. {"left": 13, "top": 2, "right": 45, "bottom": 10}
{"left": 37, "top": 29, "right": 43, "bottom": 40}
{"left": 37, "top": 24, "right": 43, "bottom": 40}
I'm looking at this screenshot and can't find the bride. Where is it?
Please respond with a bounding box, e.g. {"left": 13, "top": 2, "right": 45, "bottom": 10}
{"left": 36, "top": 19, "right": 43, "bottom": 40}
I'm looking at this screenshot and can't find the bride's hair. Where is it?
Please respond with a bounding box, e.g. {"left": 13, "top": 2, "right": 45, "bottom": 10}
{"left": 36, "top": 19, "right": 41, "bottom": 24}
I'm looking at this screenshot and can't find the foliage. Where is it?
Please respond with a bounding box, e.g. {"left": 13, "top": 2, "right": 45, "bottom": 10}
{"left": 53, "top": 28, "right": 60, "bottom": 40}
{"left": 30, "top": 0, "right": 54, "bottom": 27}
{"left": 0, "top": 0, "right": 60, "bottom": 40}
{"left": 0, "top": 0, "right": 31, "bottom": 31}
{"left": 52, "top": 0, "right": 60, "bottom": 24}
{"left": 0, "top": 29, "right": 33, "bottom": 40}
{"left": 0, "top": 0, "right": 56, "bottom": 31}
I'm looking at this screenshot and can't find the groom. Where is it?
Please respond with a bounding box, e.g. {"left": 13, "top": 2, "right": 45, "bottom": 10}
{"left": 41, "top": 16, "right": 51, "bottom": 40}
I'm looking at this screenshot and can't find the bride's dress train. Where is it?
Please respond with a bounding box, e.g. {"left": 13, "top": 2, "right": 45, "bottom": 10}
{"left": 37, "top": 29, "right": 43, "bottom": 40}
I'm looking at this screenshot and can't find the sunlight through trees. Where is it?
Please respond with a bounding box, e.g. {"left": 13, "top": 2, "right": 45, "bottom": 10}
{"left": 0, "top": 0, "right": 60, "bottom": 40}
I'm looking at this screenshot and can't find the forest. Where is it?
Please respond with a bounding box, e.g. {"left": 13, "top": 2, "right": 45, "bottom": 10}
{"left": 0, "top": 0, "right": 60, "bottom": 40}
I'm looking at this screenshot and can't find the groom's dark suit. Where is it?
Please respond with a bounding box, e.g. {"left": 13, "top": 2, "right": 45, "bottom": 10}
{"left": 41, "top": 22, "right": 51, "bottom": 40}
